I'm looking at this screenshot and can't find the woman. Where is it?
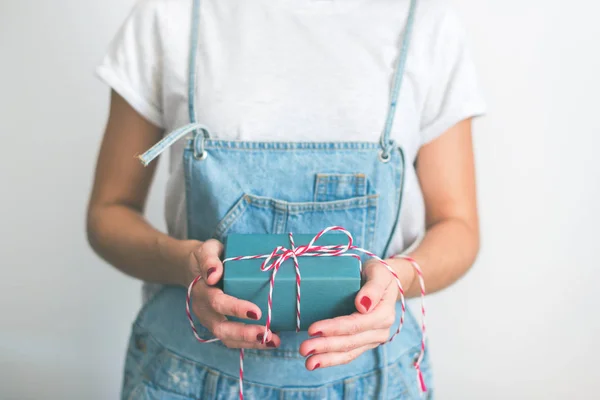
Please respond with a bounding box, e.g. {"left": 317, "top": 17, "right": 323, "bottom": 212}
{"left": 88, "top": 0, "right": 485, "bottom": 398}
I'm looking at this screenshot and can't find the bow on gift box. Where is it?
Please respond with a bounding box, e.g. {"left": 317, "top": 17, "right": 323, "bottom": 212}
{"left": 185, "top": 226, "right": 427, "bottom": 399}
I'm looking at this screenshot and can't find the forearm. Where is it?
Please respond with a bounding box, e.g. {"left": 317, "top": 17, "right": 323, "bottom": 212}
{"left": 87, "top": 204, "right": 199, "bottom": 287}
{"left": 389, "top": 217, "right": 479, "bottom": 298}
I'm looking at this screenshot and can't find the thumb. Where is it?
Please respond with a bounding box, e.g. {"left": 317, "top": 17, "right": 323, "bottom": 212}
{"left": 193, "top": 239, "right": 225, "bottom": 286}
{"left": 355, "top": 261, "right": 391, "bottom": 314}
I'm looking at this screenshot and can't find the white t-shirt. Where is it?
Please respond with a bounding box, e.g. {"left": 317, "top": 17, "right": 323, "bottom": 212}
{"left": 97, "top": 0, "right": 485, "bottom": 261}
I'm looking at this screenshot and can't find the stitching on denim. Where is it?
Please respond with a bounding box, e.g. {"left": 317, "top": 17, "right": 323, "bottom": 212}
{"left": 314, "top": 173, "right": 368, "bottom": 202}
{"left": 213, "top": 195, "right": 250, "bottom": 239}
{"left": 206, "top": 141, "right": 381, "bottom": 150}
{"left": 357, "top": 174, "right": 366, "bottom": 197}
{"left": 274, "top": 208, "right": 286, "bottom": 234}
{"left": 185, "top": 140, "right": 383, "bottom": 151}
{"left": 366, "top": 201, "right": 378, "bottom": 253}
{"left": 204, "top": 369, "right": 219, "bottom": 399}
{"left": 242, "top": 346, "right": 304, "bottom": 359}
{"left": 244, "top": 194, "right": 379, "bottom": 213}
{"left": 314, "top": 175, "right": 324, "bottom": 202}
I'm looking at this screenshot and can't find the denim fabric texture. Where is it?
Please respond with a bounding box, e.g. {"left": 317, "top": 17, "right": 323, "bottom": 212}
{"left": 124, "top": 0, "right": 434, "bottom": 398}
{"left": 123, "top": 320, "right": 433, "bottom": 400}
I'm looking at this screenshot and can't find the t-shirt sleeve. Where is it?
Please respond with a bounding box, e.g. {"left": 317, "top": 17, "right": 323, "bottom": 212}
{"left": 96, "top": 0, "right": 164, "bottom": 128}
{"left": 419, "top": 7, "right": 486, "bottom": 145}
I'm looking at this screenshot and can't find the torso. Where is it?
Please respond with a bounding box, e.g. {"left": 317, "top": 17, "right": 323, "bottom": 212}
{"left": 150, "top": 0, "right": 445, "bottom": 260}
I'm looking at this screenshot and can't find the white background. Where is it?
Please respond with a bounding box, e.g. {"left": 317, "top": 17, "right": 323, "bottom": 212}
{"left": 1, "top": 0, "right": 599, "bottom": 399}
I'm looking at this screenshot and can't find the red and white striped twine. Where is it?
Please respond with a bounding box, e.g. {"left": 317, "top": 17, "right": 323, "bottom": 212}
{"left": 185, "top": 226, "right": 427, "bottom": 399}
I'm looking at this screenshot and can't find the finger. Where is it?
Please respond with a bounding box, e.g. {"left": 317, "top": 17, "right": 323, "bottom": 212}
{"left": 308, "top": 285, "right": 397, "bottom": 337}
{"left": 201, "top": 285, "right": 262, "bottom": 321}
{"left": 194, "top": 306, "right": 276, "bottom": 346}
{"left": 212, "top": 320, "right": 276, "bottom": 343}
{"left": 305, "top": 344, "right": 378, "bottom": 370}
{"left": 308, "top": 306, "right": 394, "bottom": 337}
{"left": 299, "top": 329, "right": 389, "bottom": 356}
{"left": 221, "top": 334, "right": 282, "bottom": 350}
{"left": 193, "top": 239, "right": 224, "bottom": 285}
{"left": 356, "top": 261, "right": 392, "bottom": 313}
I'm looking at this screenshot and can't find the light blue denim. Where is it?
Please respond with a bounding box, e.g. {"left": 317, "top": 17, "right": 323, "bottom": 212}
{"left": 124, "top": 0, "right": 433, "bottom": 399}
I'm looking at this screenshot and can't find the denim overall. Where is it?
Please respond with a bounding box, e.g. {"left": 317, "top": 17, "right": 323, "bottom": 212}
{"left": 123, "top": 0, "right": 432, "bottom": 398}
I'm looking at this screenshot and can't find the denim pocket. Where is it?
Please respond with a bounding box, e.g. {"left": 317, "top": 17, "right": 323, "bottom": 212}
{"left": 213, "top": 192, "right": 378, "bottom": 250}
{"left": 314, "top": 173, "right": 368, "bottom": 202}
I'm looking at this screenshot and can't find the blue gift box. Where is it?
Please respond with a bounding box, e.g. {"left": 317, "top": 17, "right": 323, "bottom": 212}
{"left": 223, "top": 233, "right": 361, "bottom": 331}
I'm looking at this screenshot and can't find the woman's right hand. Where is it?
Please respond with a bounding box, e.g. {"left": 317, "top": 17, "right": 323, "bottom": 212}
{"left": 184, "top": 239, "right": 281, "bottom": 349}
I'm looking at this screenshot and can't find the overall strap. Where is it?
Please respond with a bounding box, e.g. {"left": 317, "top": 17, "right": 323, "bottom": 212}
{"left": 138, "top": 0, "right": 209, "bottom": 167}
{"left": 188, "top": 0, "right": 201, "bottom": 125}
{"left": 140, "top": 0, "right": 417, "bottom": 167}
{"left": 379, "top": 0, "right": 418, "bottom": 157}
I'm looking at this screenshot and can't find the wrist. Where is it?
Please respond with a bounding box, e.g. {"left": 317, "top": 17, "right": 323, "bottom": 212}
{"left": 363, "top": 257, "right": 415, "bottom": 293}
{"left": 389, "top": 256, "right": 417, "bottom": 298}
{"left": 178, "top": 239, "right": 205, "bottom": 287}
{"left": 158, "top": 235, "right": 202, "bottom": 287}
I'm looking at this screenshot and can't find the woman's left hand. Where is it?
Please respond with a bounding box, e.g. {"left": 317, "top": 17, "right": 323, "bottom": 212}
{"left": 299, "top": 259, "right": 414, "bottom": 370}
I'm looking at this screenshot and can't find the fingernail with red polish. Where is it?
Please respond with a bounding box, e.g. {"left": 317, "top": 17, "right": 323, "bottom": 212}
{"left": 266, "top": 341, "right": 276, "bottom": 348}
{"left": 307, "top": 350, "right": 315, "bottom": 357}
{"left": 310, "top": 331, "right": 322, "bottom": 337}
{"left": 360, "top": 296, "right": 372, "bottom": 311}
{"left": 313, "top": 363, "right": 321, "bottom": 370}
{"left": 247, "top": 311, "right": 258, "bottom": 320}
{"left": 206, "top": 267, "right": 216, "bottom": 279}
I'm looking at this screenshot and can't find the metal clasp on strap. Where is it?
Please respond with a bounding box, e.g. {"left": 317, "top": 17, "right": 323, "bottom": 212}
{"left": 378, "top": 139, "right": 395, "bottom": 163}
{"left": 193, "top": 128, "right": 209, "bottom": 161}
